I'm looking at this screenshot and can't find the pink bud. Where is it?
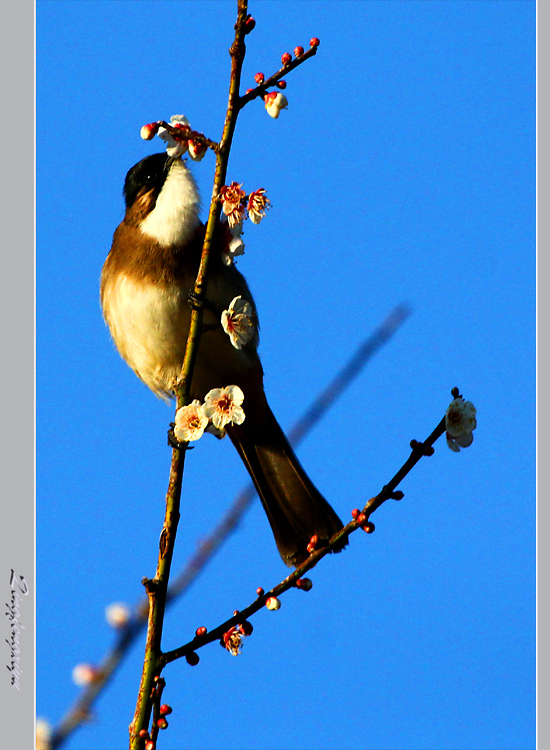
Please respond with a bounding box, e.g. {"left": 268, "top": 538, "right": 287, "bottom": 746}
{"left": 296, "top": 578, "right": 313, "bottom": 591}
{"left": 195, "top": 626, "right": 207, "bottom": 637}
{"left": 276, "top": 80, "right": 287, "bottom": 89}
{"left": 157, "top": 718, "right": 168, "bottom": 730}
{"left": 256, "top": 587, "right": 265, "bottom": 597}
{"left": 160, "top": 704, "right": 173, "bottom": 716}
{"left": 294, "top": 46, "right": 304, "bottom": 57}
{"left": 306, "top": 534, "right": 319, "bottom": 553}
{"left": 244, "top": 15, "right": 256, "bottom": 34}
{"left": 281, "top": 52, "right": 292, "bottom": 66}
{"left": 254, "top": 72, "right": 265, "bottom": 84}
{"left": 265, "top": 596, "right": 281, "bottom": 611}
{"left": 351, "top": 508, "right": 360, "bottom": 519}
{"left": 140, "top": 122, "right": 159, "bottom": 140}
{"left": 310, "top": 37, "right": 320, "bottom": 48}
{"left": 362, "top": 522, "right": 375, "bottom": 534}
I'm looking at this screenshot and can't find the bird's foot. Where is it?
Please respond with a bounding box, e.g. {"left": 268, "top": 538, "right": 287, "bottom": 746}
{"left": 167, "top": 423, "right": 193, "bottom": 451}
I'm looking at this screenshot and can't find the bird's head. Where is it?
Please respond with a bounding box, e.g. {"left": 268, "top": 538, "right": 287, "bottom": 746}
{"left": 122, "top": 153, "right": 201, "bottom": 247}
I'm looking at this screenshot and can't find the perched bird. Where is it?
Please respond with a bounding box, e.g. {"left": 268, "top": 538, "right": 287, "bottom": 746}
{"left": 100, "top": 152, "right": 346, "bottom": 566}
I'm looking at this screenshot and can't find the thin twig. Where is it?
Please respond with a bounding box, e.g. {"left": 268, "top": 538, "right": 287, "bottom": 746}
{"left": 161, "top": 413, "right": 446, "bottom": 666}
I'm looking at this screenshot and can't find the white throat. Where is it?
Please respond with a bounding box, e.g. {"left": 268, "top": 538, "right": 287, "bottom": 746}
{"left": 140, "top": 159, "right": 200, "bottom": 246}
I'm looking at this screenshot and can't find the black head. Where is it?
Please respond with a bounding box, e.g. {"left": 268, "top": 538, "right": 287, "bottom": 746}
{"left": 123, "top": 153, "right": 175, "bottom": 209}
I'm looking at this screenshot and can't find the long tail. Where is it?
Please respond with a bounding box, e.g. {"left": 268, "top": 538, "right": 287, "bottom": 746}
{"left": 227, "top": 405, "right": 347, "bottom": 567}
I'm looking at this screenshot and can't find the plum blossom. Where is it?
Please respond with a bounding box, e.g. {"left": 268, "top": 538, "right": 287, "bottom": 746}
{"left": 445, "top": 397, "right": 477, "bottom": 452}
{"left": 222, "top": 223, "right": 245, "bottom": 266}
{"left": 188, "top": 139, "right": 207, "bottom": 161}
{"left": 174, "top": 400, "right": 209, "bottom": 442}
{"left": 220, "top": 182, "right": 246, "bottom": 227}
{"left": 247, "top": 188, "right": 271, "bottom": 224}
{"left": 202, "top": 386, "right": 245, "bottom": 430}
{"left": 264, "top": 91, "right": 288, "bottom": 119}
{"left": 221, "top": 296, "right": 255, "bottom": 349}
{"left": 157, "top": 114, "right": 191, "bottom": 157}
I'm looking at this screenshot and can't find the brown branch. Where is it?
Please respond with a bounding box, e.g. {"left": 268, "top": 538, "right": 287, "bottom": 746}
{"left": 161, "top": 411, "right": 447, "bottom": 666}
{"left": 238, "top": 44, "right": 319, "bottom": 108}
{"left": 129, "top": 2, "right": 250, "bottom": 747}
{"left": 155, "top": 120, "right": 219, "bottom": 152}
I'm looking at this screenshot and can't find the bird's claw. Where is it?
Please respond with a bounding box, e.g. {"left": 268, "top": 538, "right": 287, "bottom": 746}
{"left": 167, "top": 423, "right": 193, "bottom": 451}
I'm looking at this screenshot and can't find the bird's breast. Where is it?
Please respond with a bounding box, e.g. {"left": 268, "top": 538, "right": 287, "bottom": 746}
{"left": 101, "top": 272, "right": 191, "bottom": 399}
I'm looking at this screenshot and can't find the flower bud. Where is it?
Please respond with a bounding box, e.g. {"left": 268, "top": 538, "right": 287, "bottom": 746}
{"left": 351, "top": 508, "right": 360, "bottom": 519}
{"left": 294, "top": 46, "right": 304, "bottom": 57}
{"left": 306, "top": 534, "right": 319, "bottom": 553}
{"left": 157, "top": 718, "right": 168, "bottom": 730}
{"left": 195, "top": 626, "right": 207, "bottom": 638}
{"left": 160, "top": 705, "right": 173, "bottom": 716}
{"left": 310, "top": 37, "right": 320, "bottom": 48}
{"left": 72, "top": 663, "right": 99, "bottom": 687}
{"left": 188, "top": 139, "right": 207, "bottom": 161}
{"left": 140, "top": 122, "right": 159, "bottom": 140}
{"left": 265, "top": 596, "right": 281, "bottom": 611}
{"left": 281, "top": 52, "right": 292, "bottom": 65}
{"left": 186, "top": 652, "right": 200, "bottom": 666}
{"left": 362, "top": 522, "right": 375, "bottom": 534}
{"left": 256, "top": 587, "right": 265, "bottom": 597}
{"left": 276, "top": 80, "right": 287, "bottom": 89}
{"left": 105, "top": 602, "right": 131, "bottom": 629}
{"left": 296, "top": 578, "right": 313, "bottom": 591}
{"left": 254, "top": 72, "right": 265, "bottom": 84}
{"left": 244, "top": 15, "right": 256, "bottom": 33}
{"left": 241, "top": 620, "right": 254, "bottom": 636}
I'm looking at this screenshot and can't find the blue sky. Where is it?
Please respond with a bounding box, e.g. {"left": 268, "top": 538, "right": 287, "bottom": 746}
{"left": 37, "top": 2, "right": 536, "bottom": 749}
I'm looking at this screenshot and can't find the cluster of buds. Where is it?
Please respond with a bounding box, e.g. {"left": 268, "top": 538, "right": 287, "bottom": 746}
{"left": 140, "top": 115, "right": 208, "bottom": 161}
{"left": 219, "top": 182, "right": 271, "bottom": 228}
{"left": 306, "top": 534, "right": 319, "bottom": 554}
{"left": 156, "top": 704, "right": 172, "bottom": 731}
{"left": 281, "top": 38, "right": 319, "bottom": 67}
{"left": 174, "top": 385, "right": 246, "bottom": 443}
{"left": 351, "top": 509, "right": 375, "bottom": 534}
{"left": 220, "top": 621, "right": 253, "bottom": 656}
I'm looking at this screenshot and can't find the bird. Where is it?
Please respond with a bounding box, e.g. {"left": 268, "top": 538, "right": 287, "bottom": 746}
{"left": 100, "top": 152, "right": 346, "bottom": 567}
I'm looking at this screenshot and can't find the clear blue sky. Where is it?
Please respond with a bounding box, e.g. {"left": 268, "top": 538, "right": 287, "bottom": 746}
{"left": 37, "top": 2, "right": 535, "bottom": 749}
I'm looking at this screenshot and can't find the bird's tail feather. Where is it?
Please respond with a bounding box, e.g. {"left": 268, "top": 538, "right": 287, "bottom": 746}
{"left": 228, "top": 406, "right": 347, "bottom": 567}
